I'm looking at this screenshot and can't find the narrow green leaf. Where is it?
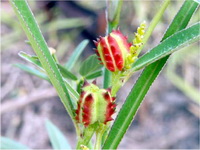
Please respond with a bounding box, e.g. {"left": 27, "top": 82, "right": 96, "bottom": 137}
{"left": 18, "top": 51, "right": 43, "bottom": 70}
{"left": 65, "top": 40, "right": 89, "bottom": 70}
{"left": 45, "top": 120, "right": 71, "bottom": 150}
{"left": 103, "top": 0, "right": 199, "bottom": 149}
{"left": 64, "top": 79, "right": 79, "bottom": 102}
{"left": 14, "top": 63, "right": 49, "bottom": 81}
{"left": 10, "top": 0, "right": 75, "bottom": 118}
{"left": 85, "top": 70, "right": 103, "bottom": 80}
{"left": 132, "top": 22, "right": 200, "bottom": 72}
{"left": 57, "top": 64, "right": 77, "bottom": 81}
{"left": 104, "top": 59, "right": 167, "bottom": 149}
{"left": 15, "top": 64, "right": 79, "bottom": 103}
{"left": 0, "top": 137, "right": 29, "bottom": 149}
{"left": 163, "top": 0, "right": 199, "bottom": 39}
{"left": 79, "top": 55, "right": 102, "bottom": 77}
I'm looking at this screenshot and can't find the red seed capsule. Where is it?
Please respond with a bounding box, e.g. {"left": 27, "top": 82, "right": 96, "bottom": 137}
{"left": 75, "top": 82, "right": 116, "bottom": 127}
{"left": 94, "top": 29, "right": 132, "bottom": 72}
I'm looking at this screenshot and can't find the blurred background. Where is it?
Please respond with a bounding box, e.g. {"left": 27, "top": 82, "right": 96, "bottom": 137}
{"left": 1, "top": 0, "right": 199, "bottom": 149}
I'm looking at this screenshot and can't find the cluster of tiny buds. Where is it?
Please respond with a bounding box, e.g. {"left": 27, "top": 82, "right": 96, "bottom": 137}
{"left": 125, "top": 22, "right": 146, "bottom": 69}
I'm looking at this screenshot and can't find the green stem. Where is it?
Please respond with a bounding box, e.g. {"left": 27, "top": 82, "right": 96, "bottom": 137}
{"left": 94, "top": 132, "right": 102, "bottom": 149}
{"left": 103, "top": 69, "right": 111, "bottom": 88}
{"left": 76, "top": 124, "right": 98, "bottom": 149}
{"left": 94, "top": 124, "right": 107, "bottom": 150}
{"left": 137, "top": 0, "right": 171, "bottom": 55}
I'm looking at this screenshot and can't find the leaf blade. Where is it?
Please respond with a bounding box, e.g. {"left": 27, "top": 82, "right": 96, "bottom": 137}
{"left": 45, "top": 120, "right": 71, "bottom": 150}
{"left": 65, "top": 40, "right": 89, "bottom": 70}
{"left": 57, "top": 64, "right": 78, "bottom": 81}
{"left": 18, "top": 51, "right": 43, "bottom": 70}
{"left": 85, "top": 70, "right": 103, "bottom": 80}
{"left": 132, "top": 22, "right": 200, "bottom": 72}
{"left": 14, "top": 63, "right": 49, "bottom": 81}
{"left": 79, "top": 55, "right": 102, "bottom": 77}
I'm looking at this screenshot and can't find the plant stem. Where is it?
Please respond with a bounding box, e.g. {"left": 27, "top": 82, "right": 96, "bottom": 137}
{"left": 94, "top": 124, "right": 107, "bottom": 149}
{"left": 137, "top": 0, "right": 171, "bottom": 55}
{"left": 76, "top": 124, "right": 98, "bottom": 149}
{"left": 94, "top": 132, "right": 102, "bottom": 149}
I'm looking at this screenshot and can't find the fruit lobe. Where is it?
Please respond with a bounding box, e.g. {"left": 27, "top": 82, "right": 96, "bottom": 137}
{"left": 75, "top": 82, "right": 116, "bottom": 127}
{"left": 94, "top": 29, "right": 131, "bottom": 72}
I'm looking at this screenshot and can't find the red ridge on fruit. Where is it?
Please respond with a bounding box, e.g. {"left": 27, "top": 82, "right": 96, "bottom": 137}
{"left": 75, "top": 82, "right": 116, "bottom": 127}
{"left": 94, "top": 29, "right": 132, "bottom": 72}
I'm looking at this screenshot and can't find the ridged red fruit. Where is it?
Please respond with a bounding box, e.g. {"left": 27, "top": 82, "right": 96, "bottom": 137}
{"left": 75, "top": 82, "right": 116, "bottom": 127}
{"left": 94, "top": 29, "right": 132, "bottom": 72}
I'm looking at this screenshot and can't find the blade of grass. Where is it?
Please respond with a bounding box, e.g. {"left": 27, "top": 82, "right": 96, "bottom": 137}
{"left": 103, "top": 0, "right": 199, "bottom": 149}
{"left": 10, "top": 0, "right": 75, "bottom": 119}
{"left": 65, "top": 40, "right": 89, "bottom": 70}
{"left": 132, "top": 22, "right": 200, "bottom": 72}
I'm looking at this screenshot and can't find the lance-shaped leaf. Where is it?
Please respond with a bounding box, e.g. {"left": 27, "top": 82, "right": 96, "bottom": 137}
{"left": 85, "top": 70, "right": 103, "bottom": 80}
{"left": 46, "top": 120, "right": 71, "bottom": 150}
{"left": 10, "top": 0, "right": 75, "bottom": 117}
{"left": 132, "top": 22, "right": 200, "bottom": 72}
{"left": 14, "top": 63, "right": 49, "bottom": 81}
{"left": 57, "top": 64, "right": 78, "bottom": 81}
{"left": 79, "top": 55, "right": 102, "bottom": 78}
{"left": 65, "top": 40, "right": 89, "bottom": 70}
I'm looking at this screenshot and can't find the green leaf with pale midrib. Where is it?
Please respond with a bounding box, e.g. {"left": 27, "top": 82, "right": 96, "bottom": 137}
{"left": 85, "top": 70, "right": 103, "bottom": 80}
{"left": 57, "top": 64, "right": 78, "bottom": 81}
{"left": 103, "top": 0, "right": 199, "bottom": 149}
{"left": 46, "top": 120, "right": 71, "bottom": 150}
{"left": 132, "top": 22, "right": 200, "bottom": 72}
{"left": 10, "top": 0, "right": 75, "bottom": 117}
{"left": 79, "top": 55, "right": 102, "bottom": 77}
